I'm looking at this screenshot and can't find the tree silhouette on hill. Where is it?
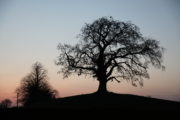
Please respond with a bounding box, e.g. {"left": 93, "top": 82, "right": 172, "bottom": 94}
{"left": 16, "top": 62, "right": 58, "bottom": 106}
{"left": 56, "top": 17, "right": 164, "bottom": 93}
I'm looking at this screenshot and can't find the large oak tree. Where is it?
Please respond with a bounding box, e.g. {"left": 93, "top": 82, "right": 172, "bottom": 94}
{"left": 56, "top": 17, "right": 164, "bottom": 93}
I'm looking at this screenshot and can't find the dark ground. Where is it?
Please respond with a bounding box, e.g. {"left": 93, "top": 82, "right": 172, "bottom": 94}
{"left": 1, "top": 92, "right": 180, "bottom": 119}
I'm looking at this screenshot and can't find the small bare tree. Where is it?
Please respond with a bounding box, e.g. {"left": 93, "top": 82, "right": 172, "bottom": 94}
{"left": 0, "top": 99, "right": 12, "bottom": 108}
{"left": 16, "top": 62, "right": 58, "bottom": 106}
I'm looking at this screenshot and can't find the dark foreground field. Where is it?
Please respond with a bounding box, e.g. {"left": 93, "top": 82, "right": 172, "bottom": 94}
{"left": 1, "top": 92, "right": 180, "bottom": 119}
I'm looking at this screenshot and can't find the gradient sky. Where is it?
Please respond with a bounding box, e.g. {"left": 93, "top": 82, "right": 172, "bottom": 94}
{"left": 0, "top": 0, "right": 180, "bottom": 104}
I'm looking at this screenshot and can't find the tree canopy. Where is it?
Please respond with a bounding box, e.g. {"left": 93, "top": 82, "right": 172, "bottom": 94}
{"left": 16, "top": 62, "right": 58, "bottom": 106}
{"left": 56, "top": 17, "right": 164, "bottom": 93}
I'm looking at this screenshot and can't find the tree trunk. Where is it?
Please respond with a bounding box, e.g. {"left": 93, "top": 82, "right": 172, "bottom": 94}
{"left": 97, "top": 80, "right": 108, "bottom": 93}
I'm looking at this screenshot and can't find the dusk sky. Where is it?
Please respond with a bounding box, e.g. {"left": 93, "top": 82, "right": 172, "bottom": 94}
{"left": 0, "top": 0, "right": 180, "bottom": 104}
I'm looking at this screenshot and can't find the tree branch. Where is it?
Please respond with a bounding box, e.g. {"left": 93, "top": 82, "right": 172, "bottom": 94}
{"left": 107, "top": 76, "right": 121, "bottom": 83}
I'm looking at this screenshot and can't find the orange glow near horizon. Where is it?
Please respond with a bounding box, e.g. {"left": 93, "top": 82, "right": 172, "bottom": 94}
{"left": 1, "top": 67, "right": 180, "bottom": 105}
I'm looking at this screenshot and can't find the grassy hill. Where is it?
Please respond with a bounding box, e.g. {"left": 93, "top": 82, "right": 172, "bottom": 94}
{"left": 29, "top": 92, "right": 180, "bottom": 110}
{"left": 1, "top": 92, "right": 180, "bottom": 119}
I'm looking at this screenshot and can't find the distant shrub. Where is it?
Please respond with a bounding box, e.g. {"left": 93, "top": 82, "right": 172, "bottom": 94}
{"left": 0, "top": 99, "right": 12, "bottom": 109}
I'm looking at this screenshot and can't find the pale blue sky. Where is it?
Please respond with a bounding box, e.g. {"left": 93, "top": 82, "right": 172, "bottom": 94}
{"left": 0, "top": 0, "right": 180, "bottom": 102}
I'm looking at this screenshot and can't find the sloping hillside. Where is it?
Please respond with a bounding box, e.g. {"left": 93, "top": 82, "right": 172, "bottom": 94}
{"left": 29, "top": 92, "right": 180, "bottom": 110}
{"left": 1, "top": 92, "right": 180, "bottom": 119}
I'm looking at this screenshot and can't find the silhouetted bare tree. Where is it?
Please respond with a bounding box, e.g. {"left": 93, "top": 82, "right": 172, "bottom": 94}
{"left": 16, "top": 62, "right": 58, "bottom": 106}
{"left": 0, "top": 99, "right": 12, "bottom": 108}
{"left": 56, "top": 17, "right": 164, "bottom": 93}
